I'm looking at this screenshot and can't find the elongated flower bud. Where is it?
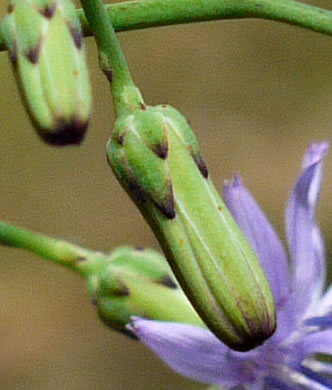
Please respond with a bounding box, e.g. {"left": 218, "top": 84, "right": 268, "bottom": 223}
{"left": 80, "top": 246, "right": 203, "bottom": 337}
{"left": 1, "top": 0, "right": 92, "bottom": 145}
{"left": 107, "top": 104, "right": 276, "bottom": 351}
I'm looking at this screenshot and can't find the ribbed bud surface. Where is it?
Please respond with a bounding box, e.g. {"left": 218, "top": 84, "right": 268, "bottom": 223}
{"left": 107, "top": 104, "right": 276, "bottom": 351}
{"left": 2, "top": 0, "right": 92, "bottom": 145}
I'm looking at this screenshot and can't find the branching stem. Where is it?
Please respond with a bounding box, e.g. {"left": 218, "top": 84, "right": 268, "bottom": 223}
{"left": 0, "top": 0, "right": 331, "bottom": 53}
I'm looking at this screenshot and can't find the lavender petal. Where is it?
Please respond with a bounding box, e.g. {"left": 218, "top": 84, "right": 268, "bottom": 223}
{"left": 299, "top": 365, "right": 332, "bottom": 389}
{"left": 295, "top": 329, "right": 332, "bottom": 359}
{"left": 304, "top": 316, "right": 332, "bottom": 328}
{"left": 317, "top": 284, "right": 332, "bottom": 316}
{"left": 223, "top": 174, "right": 290, "bottom": 306}
{"left": 129, "top": 318, "right": 249, "bottom": 386}
{"left": 285, "top": 142, "right": 329, "bottom": 318}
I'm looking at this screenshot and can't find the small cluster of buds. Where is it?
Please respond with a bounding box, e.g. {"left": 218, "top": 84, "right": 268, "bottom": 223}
{"left": 0, "top": 0, "right": 277, "bottom": 353}
{"left": 78, "top": 246, "right": 204, "bottom": 338}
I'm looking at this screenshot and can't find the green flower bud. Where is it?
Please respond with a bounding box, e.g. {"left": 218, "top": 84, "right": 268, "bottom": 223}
{"left": 79, "top": 246, "right": 203, "bottom": 338}
{"left": 1, "top": 0, "right": 92, "bottom": 145}
{"left": 107, "top": 103, "right": 276, "bottom": 351}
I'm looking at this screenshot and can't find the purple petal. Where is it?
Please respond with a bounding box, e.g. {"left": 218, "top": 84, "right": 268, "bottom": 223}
{"left": 129, "top": 318, "right": 249, "bottom": 386}
{"left": 267, "top": 368, "right": 332, "bottom": 390}
{"left": 271, "top": 296, "right": 297, "bottom": 343}
{"left": 285, "top": 142, "right": 329, "bottom": 318}
{"left": 264, "top": 377, "right": 297, "bottom": 390}
{"left": 247, "top": 381, "right": 264, "bottom": 390}
{"left": 304, "top": 361, "right": 332, "bottom": 376}
{"left": 295, "top": 329, "right": 332, "bottom": 359}
{"left": 223, "top": 175, "right": 291, "bottom": 307}
{"left": 304, "top": 316, "right": 332, "bottom": 328}
{"left": 317, "top": 284, "right": 332, "bottom": 315}
{"left": 299, "top": 365, "right": 332, "bottom": 389}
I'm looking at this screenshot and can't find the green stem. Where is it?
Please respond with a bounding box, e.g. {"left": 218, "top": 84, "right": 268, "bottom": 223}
{"left": 78, "top": 0, "right": 332, "bottom": 36}
{"left": 80, "top": 0, "right": 144, "bottom": 116}
{"left": 0, "top": 0, "right": 331, "bottom": 53}
{"left": 0, "top": 221, "right": 95, "bottom": 272}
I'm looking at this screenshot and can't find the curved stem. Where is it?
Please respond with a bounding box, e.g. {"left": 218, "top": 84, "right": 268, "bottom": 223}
{"left": 80, "top": 0, "right": 143, "bottom": 116}
{"left": 79, "top": 0, "right": 332, "bottom": 37}
{"left": 0, "top": 221, "right": 95, "bottom": 271}
{"left": 0, "top": 0, "right": 331, "bottom": 53}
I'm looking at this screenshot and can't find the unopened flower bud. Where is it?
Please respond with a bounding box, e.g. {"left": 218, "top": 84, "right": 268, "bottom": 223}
{"left": 107, "top": 104, "right": 276, "bottom": 351}
{"left": 80, "top": 246, "right": 203, "bottom": 338}
{"left": 1, "top": 0, "right": 92, "bottom": 145}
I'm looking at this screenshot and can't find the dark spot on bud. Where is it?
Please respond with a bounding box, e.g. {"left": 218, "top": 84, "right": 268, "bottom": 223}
{"left": 112, "top": 284, "right": 130, "bottom": 296}
{"left": 118, "top": 134, "right": 124, "bottom": 145}
{"left": 234, "top": 316, "right": 277, "bottom": 352}
{"left": 26, "top": 41, "right": 42, "bottom": 64}
{"left": 9, "top": 45, "right": 18, "bottom": 64}
{"left": 91, "top": 298, "right": 98, "bottom": 306}
{"left": 128, "top": 177, "right": 146, "bottom": 203}
{"left": 103, "top": 68, "right": 113, "bottom": 83}
{"left": 192, "top": 153, "right": 209, "bottom": 178}
{"left": 40, "top": 3, "right": 56, "bottom": 18}
{"left": 218, "top": 206, "right": 222, "bottom": 212}
{"left": 7, "top": 3, "right": 15, "bottom": 13}
{"left": 140, "top": 103, "right": 146, "bottom": 110}
{"left": 69, "top": 26, "right": 83, "bottom": 49}
{"left": 152, "top": 143, "right": 168, "bottom": 159}
{"left": 135, "top": 246, "right": 144, "bottom": 251}
{"left": 158, "top": 275, "right": 178, "bottom": 289}
{"left": 39, "top": 118, "right": 88, "bottom": 146}
{"left": 154, "top": 185, "right": 176, "bottom": 219}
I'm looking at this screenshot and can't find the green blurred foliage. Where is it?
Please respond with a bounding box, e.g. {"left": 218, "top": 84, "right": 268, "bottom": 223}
{"left": 0, "top": 1, "right": 332, "bottom": 389}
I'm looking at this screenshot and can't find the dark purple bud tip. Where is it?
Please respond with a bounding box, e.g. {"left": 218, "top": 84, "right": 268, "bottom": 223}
{"left": 233, "top": 318, "right": 277, "bottom": 352}
{"left": 154, "top": 188, "right": 176, "bottom": 219}
{"left": 39, "top": 118, "right": 89, "bottom": 146}
{"left": 40, "top": 3, "right": 57, "bottom": 19}
{"left": 69, "top": 26, "right": 83, "bottom": 49}
{"left": 26, "top": 43, "right": 42, "bottom": 64}
{"left": 158, "top": 275, "right": 178, "bottom": 289}
{"left": 192, "top": 153, "right": 209, "bottom": 178}
{"left": 152, "top": 143, "right": 168, "bottom": 159}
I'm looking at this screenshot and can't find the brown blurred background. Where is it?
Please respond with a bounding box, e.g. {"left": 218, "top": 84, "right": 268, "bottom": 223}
{"left": 0, "top": 0, "right": 332, "bottom": 389}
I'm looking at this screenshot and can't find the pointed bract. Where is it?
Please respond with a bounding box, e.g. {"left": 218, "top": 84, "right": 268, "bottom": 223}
{"left": 78, "top": 246, "right": 203, "bottom": 337}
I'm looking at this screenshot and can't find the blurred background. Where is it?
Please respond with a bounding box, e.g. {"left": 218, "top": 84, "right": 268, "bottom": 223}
{"left": 0, "top": 0, "right": 332, "bottom": 389}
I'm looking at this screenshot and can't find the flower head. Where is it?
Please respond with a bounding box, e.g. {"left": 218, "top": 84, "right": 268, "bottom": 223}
{"left": 130, "top": 142, "right": 332, "bottom": 390}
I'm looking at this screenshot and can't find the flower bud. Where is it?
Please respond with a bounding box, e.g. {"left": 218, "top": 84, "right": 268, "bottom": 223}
{"left": 80, "top": 246, "right": 203, "bottom": 337}
{"left": 107, "top": 104, "right": 276, "bottom": 351}
{"left": 1, "top": 0, "right": 92, "bottom": 145}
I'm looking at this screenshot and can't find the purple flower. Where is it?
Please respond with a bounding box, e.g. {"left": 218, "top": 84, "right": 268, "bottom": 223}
{"left": 130, "top": 142, "right": 332, "bottom": 390}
